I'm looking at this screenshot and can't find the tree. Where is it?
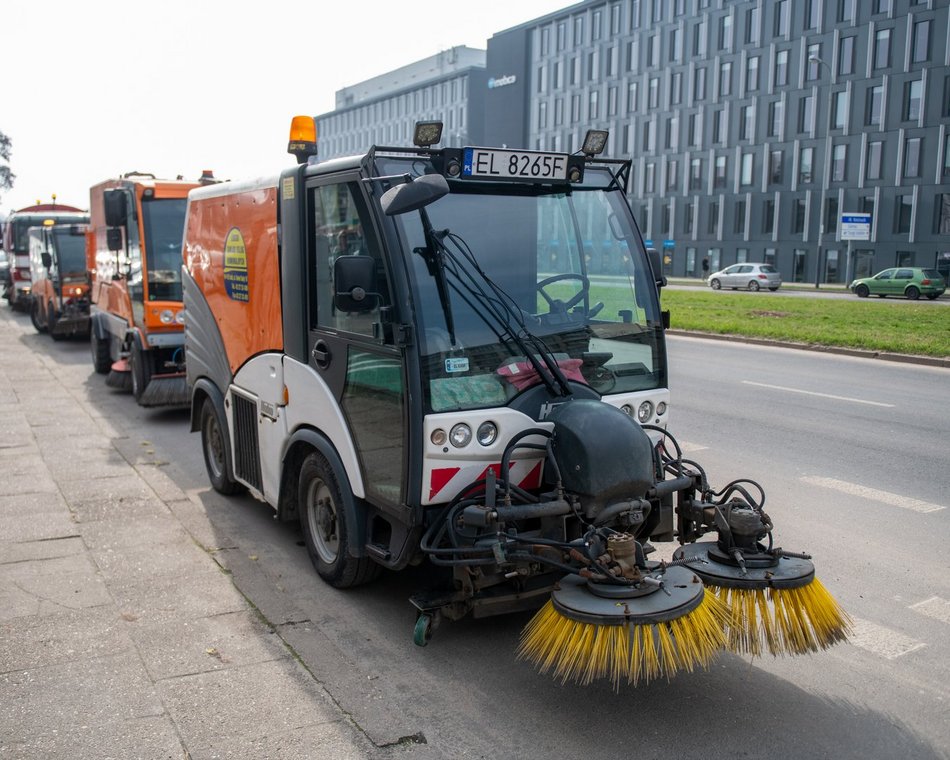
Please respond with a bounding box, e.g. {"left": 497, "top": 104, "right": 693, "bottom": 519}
{"left": 0, "top": 130, "right": 14, "bottom": 203}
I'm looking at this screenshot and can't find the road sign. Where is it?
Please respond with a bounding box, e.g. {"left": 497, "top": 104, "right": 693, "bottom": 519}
{"left": 840, "top": 213, "right": 871, "bottom": 241}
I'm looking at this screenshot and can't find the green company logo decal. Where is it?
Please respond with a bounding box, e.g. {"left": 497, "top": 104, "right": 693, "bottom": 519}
{"left": 223, "top": 227, "right": 249, "bottom": 302}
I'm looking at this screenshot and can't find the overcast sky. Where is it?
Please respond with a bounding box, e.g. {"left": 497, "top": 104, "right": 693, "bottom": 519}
{"left": 2, "top": 0, "right": 573, "bottom": 215}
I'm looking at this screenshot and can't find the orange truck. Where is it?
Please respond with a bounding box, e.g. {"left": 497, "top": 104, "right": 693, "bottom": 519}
{"left": 87, "top": 172, "right": 200, "bottom": 406}
{"left": 28, "top": 221, "right": 91, "bottom": 339}
{"left": 2, "top": 203, "right": 88, "bottom": 310}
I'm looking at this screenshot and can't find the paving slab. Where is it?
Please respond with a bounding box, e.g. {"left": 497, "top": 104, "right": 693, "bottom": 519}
{"left": 90, "top": 538, "right": 219, "bottom": 585}
{"left": 0, "top": 536, "right": 85, "bottom": 565}
{"left": 79, "top": 513, "right": 190, "bottom": 551}
{"left": 107, "top": 570, "right": 251, "bottom": 626}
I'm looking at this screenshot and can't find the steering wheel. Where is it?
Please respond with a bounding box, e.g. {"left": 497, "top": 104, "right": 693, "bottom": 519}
{"left": 537, "top": 274, "right": 591, "bottom": 314}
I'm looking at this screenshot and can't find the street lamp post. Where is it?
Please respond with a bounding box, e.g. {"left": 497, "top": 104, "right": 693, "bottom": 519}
{"left": 809, "top": 54, "right": 833, "bottom": 289}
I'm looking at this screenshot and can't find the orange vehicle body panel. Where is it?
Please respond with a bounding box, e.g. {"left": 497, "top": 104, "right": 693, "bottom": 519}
{"left": 183, "top": 182, "right": 282, "bottom": 373}
{"left": 88, "top": 177, "right": 199, "bottom": 343}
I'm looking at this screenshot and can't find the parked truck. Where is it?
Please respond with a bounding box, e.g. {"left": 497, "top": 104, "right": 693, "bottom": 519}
{"left": 87, "top": 173, "right": 199, "bottom": 406}
{"left": 181, "top": 118, "right": 847, "bottom": 686}
{"left": 28, "top": 221, "right": 91, "bottom": 339}
{"left": 2, "top": 203, "right": 88, "bottom": 310}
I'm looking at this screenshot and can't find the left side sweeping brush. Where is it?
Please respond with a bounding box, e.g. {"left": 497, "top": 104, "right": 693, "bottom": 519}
{"left": 518, "top": 533, "right": 730, "bottom": 688}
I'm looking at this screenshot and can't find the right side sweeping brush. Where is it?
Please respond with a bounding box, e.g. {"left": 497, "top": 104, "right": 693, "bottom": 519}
{"left": 672, "top": 483, "right": 852, "bottom": 658}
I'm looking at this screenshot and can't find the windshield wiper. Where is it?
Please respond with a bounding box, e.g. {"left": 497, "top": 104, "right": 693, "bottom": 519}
{"left": 415, "top": 205, "right": 457, "bottom": 346}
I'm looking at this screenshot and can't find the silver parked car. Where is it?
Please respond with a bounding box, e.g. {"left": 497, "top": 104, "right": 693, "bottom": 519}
{"left": 708, "top": 263, "right": 782, "bottom": 291}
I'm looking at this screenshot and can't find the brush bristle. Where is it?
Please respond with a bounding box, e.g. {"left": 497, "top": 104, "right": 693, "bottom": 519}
{"left": 711, "top": 577, "right": 852, "bottom": 657}
{"left": 518, "top": 591, "right": 730, "bottom": 688}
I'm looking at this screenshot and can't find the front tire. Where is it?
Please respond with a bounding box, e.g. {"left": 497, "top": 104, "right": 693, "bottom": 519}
{"left": 905, "top": 286, "right": 920, "bottom": 301}
{"left": 748, "top": 281, "right": 760, "bottom": 292}
{"left": 299, "top": 451, "right": 379, "bottom": 588}
{"left": 49, "top": 302, "right": 66, "bottom": 341}
{"left": 200, "top": 397, "right": 244, "bottom": 495}
{"left": 31, "top": 299, "right": 47, "bottom": 333}
{"left": 710, "top": 278, "right": 721, "bottom": 290}
{"left": 855, "top": 284, "right": 869, "bottom": 298}
{"left": 91, "top": 329, "right": 112, "bottom": 374}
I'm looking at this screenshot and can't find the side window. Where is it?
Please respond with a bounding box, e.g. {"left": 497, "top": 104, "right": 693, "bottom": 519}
{"left": 876, "top": 270, "right": 893, "bottom": 280}
{"left": 311, "top": 182, "right": 390, "bottom": 338}
{"left": 895, "top": 268, "right": 913, "bottom": 279}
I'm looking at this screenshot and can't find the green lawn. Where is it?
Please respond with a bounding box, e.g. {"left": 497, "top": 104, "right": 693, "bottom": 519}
{"left": 661, "top": 290, "right": 950, "bottom": 358}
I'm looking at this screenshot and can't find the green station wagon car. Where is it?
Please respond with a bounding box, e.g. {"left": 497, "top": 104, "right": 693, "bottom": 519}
{"left": 849, "top": 268, "right": 946, "bottom": 300}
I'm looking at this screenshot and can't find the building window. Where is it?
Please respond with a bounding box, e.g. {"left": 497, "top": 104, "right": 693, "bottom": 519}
{"left": 806, "top": 44, "right": 821, "bottom": 81}
{"left": 712, "top": 109, "right": 725, "bottom": 143}
{"left": 792, "top": 199, "right": 807, "bottom": 234}
{"left": 904, "top": 80, "right": 923, "bottom": 121}
{"left": 606, "top": 47, "right": 617, "bottom": 78}
{"left": 689, "top": 113, "right": 701, "bottom": 147}
{"left": 719, "top": 14, "right": 733, "bottom": 50}
{"left": 746, "top": 56, "right": 760, "bottom": 91}
{"left": 665, "top": 116, "right": 678, "bottom": 149}
{"left": 866, "top": 141, "right": 883, "bottom": 180}
{"left": 626, "top": 39, "right": 639, "bottom": 72}
{"left": 944, "top": 134, "right": 950, "bottom": 178}
{"left": 770, "top": 150, "right": 783, "bottom": 184}
{"left": 540, "top": 27, "right": 550, "bottom": 56}
{"left": 571, "top": 94, "right": 581, "bottom": 122}
{"left": 557, "top": 22, "right": 566, "bottom": 50}
{"left": 867, "top": 85, "right": 883, "bottom": 126}
{"left": 805, "top": 0, "right": 820, "bottom": 29}
{"left": 588, "top": 50, "right": 599, "bottom": 80}
{"left": 740, "top": 105, "right": 754, "bottom": 140}
{"left": 799, "top": 147, "right": 814, "bottom": 183}
{"left": 645, "top": 163, "right": 656, "bottom": 193}
{"left": 627, "top": 82, "right": 639, "bottom": 113}
{"left": 904, "top": 137, "right": 921, "bottom": 178}
{"left": 745, "top": 7, "right": 759, "bottom": 45}
{"left": 833, "top": 91, "right": 849, "bottom": 129}
{"left": 774, "top": 50, "right": 789, "bottom": 87}
{"left": 642, "top": 119, "right": 654, "bottom": 151}
{"left": 832, "top": 144, "right": 847, "bottom": 182}
{"left": 611, "top": 3, "right": 621, "bottom": 34}
{"left": 670, "top": 72, "right": 683, "bottom": 105}
{"left": 714, "top": 155, "right": 727, "bottom": 188}
{"left": 651, "top": 0, "right": 663, "bottom": 23}
{"left": 668, "top": 159, "right": 679, "bottom": 191}
{"left": 720, "top": 61, "right": 732, "bottom": 97}
{"left": 763, "top": 199, "right": 776, "bottom": 233}
{"left": 799, "top": 95, "right": 814, "bottom": 133}
{"left": 913, "top": 20, "right": 931, "bottom": 63}
{"left": 735, "top": 201, "right": 748, "bottom": 234}
{"left": 935, "top": 193, "right": 950, "bottom": 234}
{"left": 630, "top": 0, "right": 640, "bottom": 29}
{"left": 944, "top": 76, "right": 950, "bottom": 117}
{"left": 768, "top": 100, "right": 784, "bottom": 137}
{"left": 646, "top": 34, "right": 659, "bottom": 67}
{"left": 693, "top": 20, "right": 707, "bottom": 56}
{"left": 740, "top": 153, "right": 754, "bottom": 186}
{"left": 592, "top": 9, "right": 603, "bottom": 40}
{"left": 661, "top": 202, "right": 672, "bottom": 233}
{"left": 874, "top": 0, "right": 892, "bottom": 14}
{"left": 690, "top": 158, "right": 704, "bottom": 190}
{"left": 838, "top": 0, "right": 855, "bottom": 22}
{"left": 838, "top": 37, "right": 855, "bottom": 76}
{"left": 574, "top": 16, "right": 584, "bottom": 45}
{"left": 894, "top": 195, "right": 912, "bottom": 234}
{"left": 649, "top": 77, "right": 659, "bottom": 108}
{"left": 873, "top": 28, "right": 891, "bottom": 69}
{"left": 554, "top": 98, "right": 564, "bottom": 126}
{"left": 684, "top": 203, "right": 694, "bottom": 234}
{"left": 607, "top": 86, "right": 618, "bottom": 116}
{"left": 708, "top": 200, "right": 720, "bottom": 235}
{"left": 775, "top": 0, "right": 789, "bottom": 36}
{"left": 694, "top": 67, "right": 707, "bottom": 101}
{"left": 669, "top": 27, "right": 682, "bottom": 62}
{"left": 538, "top": 101, "right": 548, "bottom": 129}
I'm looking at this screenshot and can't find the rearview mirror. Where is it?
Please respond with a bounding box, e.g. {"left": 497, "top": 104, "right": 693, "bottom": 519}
{"left": 41, "top": 252, "right": 52, "bottom": 269}
{"left": 646, "top": 247, "right": 666, "bottom": 290}
{"left": 106, "top": 227, "right": 123, "bottom": 252}
{"left": 103, "top": 189, "right": 128, "bottom": 228}
{"left": 380, "top": 174, "right": 449, "bottom": 216}
{"left": 333, "top": 254, "right": 379, "bottom": 313}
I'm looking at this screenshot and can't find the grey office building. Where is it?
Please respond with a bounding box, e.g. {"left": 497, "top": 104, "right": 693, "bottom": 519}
{"left": 317, "top": 0, "right": 950, "bottom": 285}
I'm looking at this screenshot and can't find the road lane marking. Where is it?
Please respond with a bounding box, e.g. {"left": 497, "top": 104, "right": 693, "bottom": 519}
{"left": 741, "top": 381, "right": 895, "bottom": 407}
{"left": 847, "top": 617, "right": 926, "bottom": 659}
{"left": 801, "top": 476, "right": 946, "bottom": 514}
{"left": 910, "top": 597, "right": 950, "bottom": 625}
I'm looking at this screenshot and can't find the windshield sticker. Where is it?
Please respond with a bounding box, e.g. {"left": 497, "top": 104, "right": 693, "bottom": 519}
{"left": 223, "top": 227, "right": 249, "bottom": 302}
{"left": 444, "top": 357, "right": 470, "bottom": 373}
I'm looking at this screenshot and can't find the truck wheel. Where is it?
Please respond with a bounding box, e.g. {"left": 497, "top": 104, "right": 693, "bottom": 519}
{"left": 199, "top": 397, "right": 244, "bottom": 495}
{"left": 130, "top": 342, "right": 151, "bottom": 402}
{"left": 299, "top": 451, "right": 380, "bottom": 588}
{"left": 31, "top": 299, "right": 47, "bottom": 333}
{"left": 91, "top": 330, "right": 112, "bottom": 374}
{"left": 49, "top": 302, "right": 66, "bottom": 341}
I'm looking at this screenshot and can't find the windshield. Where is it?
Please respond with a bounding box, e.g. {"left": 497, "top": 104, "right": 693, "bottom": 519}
{"left": 14, "top": 215, "right": 85, "bottom": 252}
{"left": 378, "top": 158, "right": 666, "bottom": 413}
{"left": 141, "top": 197, "right": 186, "bottom": 301}
{"left": 51, "top": 228, "right": 87, "bottom": 274}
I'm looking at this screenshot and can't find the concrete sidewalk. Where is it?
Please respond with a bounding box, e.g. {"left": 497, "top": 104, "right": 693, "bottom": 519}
{"left": 0, "top": 308, "right": 375, "bottom": 758}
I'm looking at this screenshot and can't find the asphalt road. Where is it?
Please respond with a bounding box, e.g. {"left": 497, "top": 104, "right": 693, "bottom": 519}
{"left": 14, "top": 315, "right": 950, "bottom": 760}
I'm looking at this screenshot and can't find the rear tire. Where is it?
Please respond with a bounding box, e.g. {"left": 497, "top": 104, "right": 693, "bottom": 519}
{"left": 855, "top": 284, "right": 869, "bottom": 298}
{"left": 200, "top": 397, "right": 244, "bottom": 495}
{"left": 710, "top": 278, "right": 721, "bottom": 290}
{"left": 91, "top": 329, "right": 112, "bottom": 374}
{"left": 299, "top": 451, "right": 380, "bottom": 588}
{"left": 905, "top": 286, "right": 920, "bottom": 301}
{"left": 31, "top": 299, "right": 47, "bottom": 333}
{"left": 748, "top": 281, "right": 760, "bottom": 292}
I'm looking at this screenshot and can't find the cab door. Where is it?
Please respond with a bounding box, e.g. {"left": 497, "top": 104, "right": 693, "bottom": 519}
{"left": 892, "top": 268, "right": 914, "bottom": 296}
{"left": 305, "top": 176, "right": 408, "bottom": 511}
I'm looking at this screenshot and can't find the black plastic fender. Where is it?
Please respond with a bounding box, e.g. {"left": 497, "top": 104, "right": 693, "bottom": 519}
{"left": 189, "top": 377, "right": 227, "bottom": 435}
{"left": 90, "top": 312, "right": 109, "bottom": 341}
{"left": 282, "top": 427, "right": 366, "bottom": 558}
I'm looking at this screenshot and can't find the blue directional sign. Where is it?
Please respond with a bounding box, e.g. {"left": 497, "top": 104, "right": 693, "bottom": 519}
{"left": 840, "top": 213, "right": 871, "bottom": 241}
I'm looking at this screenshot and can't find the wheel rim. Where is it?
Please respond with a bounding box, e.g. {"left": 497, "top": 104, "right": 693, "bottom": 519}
{"left": 306, "top": 478, "right": 339, "bottom": 564}
{"left": 711, "top": 279, "right": 720, "bottom": 289}
{"left": 749, "top": 281, "right": 760, "bottom": 291}
{"left": 203, "top": 412, "right": 225, "bottom": 480}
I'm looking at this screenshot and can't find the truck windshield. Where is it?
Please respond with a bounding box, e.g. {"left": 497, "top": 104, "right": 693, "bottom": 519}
{"left": 378, "top": 160, "right": 666, "bottom": 413}
{"left": 141, "top": 197, "right": 186, "bottom": 301}
{"left": 14, "top": 215, "right": 85, "bottom": 253}
{"left": 51, "top": 228, "right": 87, "bottom": 274}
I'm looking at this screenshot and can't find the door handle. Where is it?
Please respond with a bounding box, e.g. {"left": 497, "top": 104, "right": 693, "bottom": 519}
{"left": 312, "top": 339, "right": 331, "bottom": 368}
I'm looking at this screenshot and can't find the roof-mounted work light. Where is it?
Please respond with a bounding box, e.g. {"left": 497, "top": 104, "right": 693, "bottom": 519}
{"left": 288, "top": 116, "right": 318, "bottom": 164}
{"left": 580, "top": 129, "right": 609, "bottom": 157}
{"left": 413, "top": 121, "right": 444, "bottom": 148}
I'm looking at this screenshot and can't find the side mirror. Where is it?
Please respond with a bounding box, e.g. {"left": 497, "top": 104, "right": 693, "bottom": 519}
{"left": 333, "top": 254, "right": 379, "bottom": 313}
{"left": 106, "top": 227, "right": 123, "bottom": 252}
{"left": 103, "top": 189, "right": 128, "bottom": 228}
{"left": 380, "top": 174, "right": 449, "bottom": 216}
{"left": 646, "top": 247, "right": 666, "bottom": 290}
{"left": 41, "top": 252, "right": 52, "bottom": 269}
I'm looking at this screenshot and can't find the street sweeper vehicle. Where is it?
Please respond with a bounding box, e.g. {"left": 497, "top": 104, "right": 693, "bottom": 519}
{"left": 2, "top": 203, "right": 88, "bottom": 311}
{"left": 183, "top": 117, "right": 850, "bottom": 687}
{"left": 87, "top": 173, "right": 200, "bottom": 406}
{"left": 28, "top": 221, "right": 91, "bottom": 339}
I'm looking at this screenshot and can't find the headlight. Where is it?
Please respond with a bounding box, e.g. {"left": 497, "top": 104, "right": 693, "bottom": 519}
{"left": 637, "top": 401, "right": 654, "bottom": 423}
{"left": 476, "top": 421, "right": 497, "bottom": 446}
{"left": 159, "top": 309, "right": 174, "bottom": 324}
{"left": 449, "top": 423, "right": 472, "bottom": 448}
{"left": 175, "top": 310, "right": 185, "bottom": 324}
{"left": 430, "top": 429, "right": 447, "bottom": 446}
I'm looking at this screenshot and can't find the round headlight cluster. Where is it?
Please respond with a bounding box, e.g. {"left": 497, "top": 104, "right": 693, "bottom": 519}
{"left": 449, "top": 423, "right": 472, "bottom": 448}
{"left": 656, "top": 401, "right": 668, "bottom": 416}
{"left": 430, "top": 421, "right": 499, "bottom": 449}
{"left": 637, "top": 401, "right": 654, "bottom": 423}
{"left": 159, "top": 309, "right": 174, "bottom": 324}
{"left": 175, "top": 310, "right": 186, "bottom": 325}
{"left": 476, "top": 422, "right": 497, "bottom": 446}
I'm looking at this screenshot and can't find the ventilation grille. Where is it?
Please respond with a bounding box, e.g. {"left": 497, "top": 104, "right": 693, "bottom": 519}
{"left": 232, "top": 393, "right": 262, "bottom": 491}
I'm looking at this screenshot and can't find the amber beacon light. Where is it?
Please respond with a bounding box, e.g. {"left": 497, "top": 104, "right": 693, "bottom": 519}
{"left": 288, "top": 116, "right": 318, "bottom": 163}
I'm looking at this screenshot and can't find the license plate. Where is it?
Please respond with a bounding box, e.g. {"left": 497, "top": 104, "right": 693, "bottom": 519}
{"left": 462, "top": 148, "right": 569, "bottom": 182}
